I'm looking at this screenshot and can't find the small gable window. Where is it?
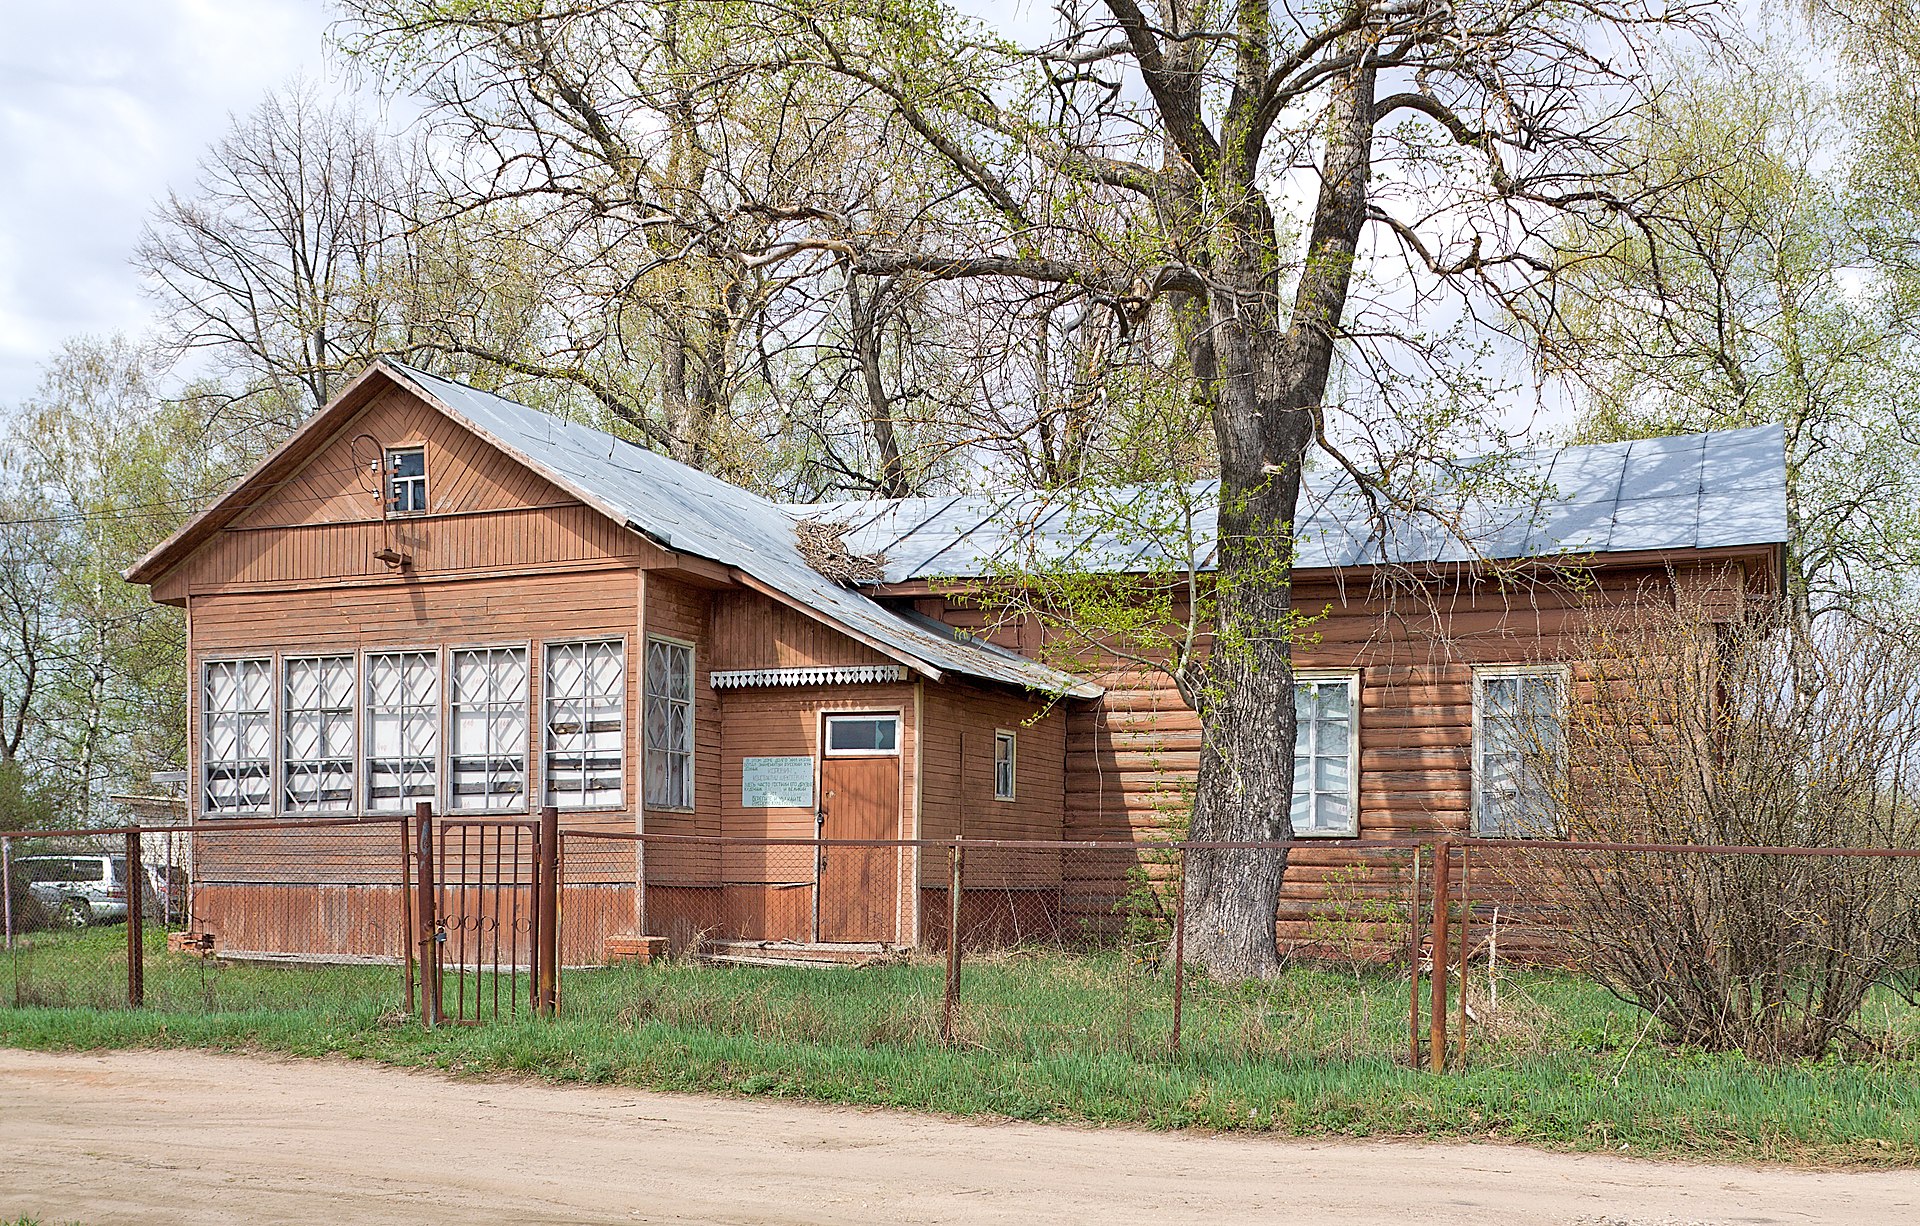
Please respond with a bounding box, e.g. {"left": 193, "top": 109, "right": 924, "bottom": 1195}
{"left": 386, "top": 446, "right": 427, "bottom": 515}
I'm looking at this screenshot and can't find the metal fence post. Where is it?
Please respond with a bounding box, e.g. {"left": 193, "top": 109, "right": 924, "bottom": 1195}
{"left": 536, "top": 805, "right": 560, "bottom": 1018}
{"left": 941, "top": 836, "right": 963, "bottom": 1045}
{"left": 1408, "top": 844, "right": 1423, "bottom": 1069}
{"left": 400, "top": 814, "right": 416, "bottom": 1015}
{"left": 2, "top": 834, "right": 13, "bottom": 953}
{"left": 1457, "top": 843, "right": 1471, "bottom": 1070}
{"left": 1170, "top": 845, "right": 1186, "bottom": 1054}
{"left": 414, "top": 802, "right": 441, "bottom": 1027}
{"left": 124, "top": 830, "right": 145, "bottom": 1009}
{"left": 1429, "top": 840, "right": 1452, "bottom": 1073}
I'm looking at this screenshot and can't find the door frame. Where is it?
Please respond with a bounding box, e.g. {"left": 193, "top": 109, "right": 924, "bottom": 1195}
{"left": 813, "top": 708, "right": 906, "bottom": 943}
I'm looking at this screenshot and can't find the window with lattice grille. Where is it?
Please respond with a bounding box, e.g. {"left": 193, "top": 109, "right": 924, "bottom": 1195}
{"left": 545, "top": 640, "right": 624, "bottom": 809}
{"left": 450, "top": 647, "right": 528, "bottom": 811}
{"left": 365, "top": 651, "right": 439, "bottom": 810}
{"left": 202, "top": 658, "right": 272, "bottom": 815}
{"left": 643, "top": 638, "right": 693, "bottom": 809}
{"left": 282, "top": 656, "right": 355, "bottom": 812}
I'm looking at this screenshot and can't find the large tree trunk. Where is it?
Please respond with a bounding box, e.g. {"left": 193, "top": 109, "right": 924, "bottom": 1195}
{"left": 1180, "top": 58, "right": 1377, "bottom": 978}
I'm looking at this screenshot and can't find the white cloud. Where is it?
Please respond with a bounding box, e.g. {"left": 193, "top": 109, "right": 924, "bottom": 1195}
{"left": 0, "top": 0, "right": 335, "bottom": 405}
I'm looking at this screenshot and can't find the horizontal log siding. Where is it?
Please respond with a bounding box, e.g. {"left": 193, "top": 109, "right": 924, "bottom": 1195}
{"left": 709, "top": 589, "right": 894, "bottom": 671}
{"left": 915, "top": 562, "right": 1739, "bottom": 952}
{"left": 233, "top": 385, "right": 573, "bottom": 530}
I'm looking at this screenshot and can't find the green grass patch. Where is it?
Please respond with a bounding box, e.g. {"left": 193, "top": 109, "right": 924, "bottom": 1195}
{"left": 4, "top": 926, "right": 1919, "bottom": 1166}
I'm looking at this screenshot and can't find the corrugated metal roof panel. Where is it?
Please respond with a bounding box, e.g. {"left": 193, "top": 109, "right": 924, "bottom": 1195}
{"left": 385, "top": 362, "right": 1784, "bottom": 685}
{"left": 794, "top": 425, "right": 1788, "bottom": 580}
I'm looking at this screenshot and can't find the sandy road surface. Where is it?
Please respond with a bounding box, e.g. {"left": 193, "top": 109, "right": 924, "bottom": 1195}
{"left": 2, "top": 1048, "right": 1915, "bottom": 1225}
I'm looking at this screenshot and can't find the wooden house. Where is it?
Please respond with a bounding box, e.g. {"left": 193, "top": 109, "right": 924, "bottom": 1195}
{"left": 127, "top": 361, "right": 1788, "bottom": 961}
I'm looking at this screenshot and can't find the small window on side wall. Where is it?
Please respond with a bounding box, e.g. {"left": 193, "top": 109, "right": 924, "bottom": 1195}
{"left": 1474, "top": 667, "right": 1566, "bottom": 838}
{"left": 386, "top": 446, "right": 427, "bottom": 515}
{"left": 993, "top": 731, "right": 1016, "bottom": 801}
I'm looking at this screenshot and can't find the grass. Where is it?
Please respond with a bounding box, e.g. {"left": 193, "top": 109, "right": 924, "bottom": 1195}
{"left": 4, "top": 925, "right": 1919, "bottom": 1166}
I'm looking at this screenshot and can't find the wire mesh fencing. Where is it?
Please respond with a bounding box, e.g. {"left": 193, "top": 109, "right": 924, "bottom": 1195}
{"left": 11, "top": 816, "right": 1914, "bottom": 1073}
{"left": 1452, "top": 837, "right": 1920, "bottom": 1063}
{"left": 2, "top": 817, "right": 412, "bottom": 1017}
{"left": 552, "top": 834, "right": 1437, "bottom": 1065}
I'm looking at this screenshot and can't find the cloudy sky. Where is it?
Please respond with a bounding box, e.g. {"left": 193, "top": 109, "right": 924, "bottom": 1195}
{"left": 0, "top": 0, "right": 338, "bottom": 407}
{"left": 0, "top": 0, "right": 1063, "bottom": 413}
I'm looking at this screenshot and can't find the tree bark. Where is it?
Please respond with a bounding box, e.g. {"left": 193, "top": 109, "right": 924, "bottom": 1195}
{"left": 1180, "top": 56, "right": 1377, "bottom": 979}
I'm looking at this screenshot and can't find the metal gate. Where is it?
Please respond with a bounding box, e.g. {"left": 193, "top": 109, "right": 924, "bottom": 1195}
{"left": 415, "top": 805, "right": 558, "bottom": 1024}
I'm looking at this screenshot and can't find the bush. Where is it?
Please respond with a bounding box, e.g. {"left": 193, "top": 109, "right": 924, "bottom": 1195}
{"left": 1504, "top": 581, "right": 1920, "bottom": 1060}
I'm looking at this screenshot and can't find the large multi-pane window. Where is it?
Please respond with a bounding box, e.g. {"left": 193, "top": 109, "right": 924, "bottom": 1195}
{"left": 449, "top": 647, "right": 529, "bottom": 811}
{"left": 1291, "top": 674, "right": 1359, "bottom": 837}
{"left": 282, "top": 656, "right": 355, "bottom": 812}
{"left": 643, "top": 637, "right": 694, "bottom": 809}
{"left": 203, "top": 658, "right": 272, "bottom": 815}
{"left": 545, "top": 640, "right": 625, "bottom": 809}
{"left": 365, "top": 651, "right": 440, "bottom": 811}
{"left": 1474, "top": 668, "right": 1565, "bottom": 837}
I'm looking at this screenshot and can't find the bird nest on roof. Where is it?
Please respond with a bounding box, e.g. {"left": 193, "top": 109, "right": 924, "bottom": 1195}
{"left": 795, "top": 517, "right": 888, "bottom": 585}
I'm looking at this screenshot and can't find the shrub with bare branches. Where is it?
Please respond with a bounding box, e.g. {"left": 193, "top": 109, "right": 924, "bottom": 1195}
{"left": 1502, "top": 581, "right": 1920, "bottom": 1060}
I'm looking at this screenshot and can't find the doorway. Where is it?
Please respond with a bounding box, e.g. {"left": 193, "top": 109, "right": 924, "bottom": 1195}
{"left": 816, "top": 713, "right": 901, "bottom": 943}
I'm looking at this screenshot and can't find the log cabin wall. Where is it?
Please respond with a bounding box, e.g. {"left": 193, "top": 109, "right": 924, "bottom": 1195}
{"left": 903, "top": 557, "right": 1760, "bottom": 954}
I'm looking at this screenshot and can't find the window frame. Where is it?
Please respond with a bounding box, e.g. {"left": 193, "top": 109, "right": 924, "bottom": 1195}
{"left": 384, "top": 444, "right": 428, "bottom": 516}
{"left": 280, "top": 654, "right": 359, "bottom": 815}
{"left": 1290, "top": 669, "right": 1362, "bottom": 839}
{"left": 200, "top": 655, "right": 275, "bottom": 818}
{"left": 822, "top": 712, "right": 901, "bottom": 758}
{"left": 639, "top": 634, "right": 693, "bottom": 811}
{"left": 362, "top": 647, "right": 443, "bottom": 813}
{"left": 1471, "top": 664, "right": 1569, "bottom": 839}
{"left": 547, "top": 637, "right": 629, "bottom": 812}
{"left": 447, "top": 642, "right": 532, "bottom": 813}
{"left": 992, "top": 729, "right": 1017, "bottom": 801}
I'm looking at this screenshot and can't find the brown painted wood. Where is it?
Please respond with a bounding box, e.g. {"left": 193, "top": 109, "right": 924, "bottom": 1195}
{"left": 818, "top": 755, "right": 900, "bottom": 942}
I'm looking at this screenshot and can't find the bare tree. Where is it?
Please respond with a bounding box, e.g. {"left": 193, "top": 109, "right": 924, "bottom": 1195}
{"left": 737, "top": 0, "right": 1713, "bottom": 976}
{"left": 137, "top": 80, "right": 405, "bottom": 435}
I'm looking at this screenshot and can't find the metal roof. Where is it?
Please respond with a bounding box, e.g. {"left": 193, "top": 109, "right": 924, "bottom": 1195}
{"left": 792, "top": 426, "right": 1791, "bottom": 583}
{"left": 379, "top": 362, "right": 1102, "bottom": 699}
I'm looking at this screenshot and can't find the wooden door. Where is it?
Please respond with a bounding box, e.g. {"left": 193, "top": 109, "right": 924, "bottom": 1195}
{"left": 817, "top": 755, "right": 900, "bottom": 943}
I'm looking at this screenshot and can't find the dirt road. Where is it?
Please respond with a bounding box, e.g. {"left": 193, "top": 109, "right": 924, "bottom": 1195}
{"left": 2, "top": 1048, "right": 1914, "bottom": 1225}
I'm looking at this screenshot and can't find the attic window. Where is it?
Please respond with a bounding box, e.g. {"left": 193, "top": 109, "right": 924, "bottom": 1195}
{"left": 386, "top": 446, "right": 427, "bottom": 515}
